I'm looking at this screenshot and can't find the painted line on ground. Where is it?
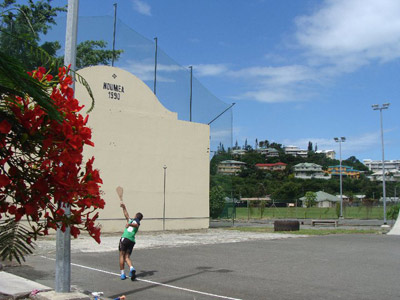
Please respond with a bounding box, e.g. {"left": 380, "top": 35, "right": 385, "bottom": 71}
{"left": 40, "top": 256, "right": 242, "bottom": 300}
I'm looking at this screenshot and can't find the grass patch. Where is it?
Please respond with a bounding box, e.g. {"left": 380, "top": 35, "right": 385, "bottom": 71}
{"left": 225, "top": 227, "right": 381, "bottom": 235}
{"left": 233, "top": 206, "right": 385, "bottom": 220}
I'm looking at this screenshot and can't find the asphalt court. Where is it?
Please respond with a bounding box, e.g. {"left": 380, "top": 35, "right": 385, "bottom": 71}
{"left": 5, "top": 234, "right": 400, "bottom": 300}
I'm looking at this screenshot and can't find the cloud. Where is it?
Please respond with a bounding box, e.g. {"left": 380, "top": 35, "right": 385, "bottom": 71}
{"left": 229, "top": 65, "right": 316, "bottom": 86}
{"left": 195, "top": 1, "right": 400, "bottom": 104}
{"left": 282, "top": 131, "right": 383, "bottom": 157}
{"left": 123, "top": 60, "right": 184, "bottom": 82}
{"left": 192, "top": 64, "right": 229, "bottom": 77}
{"left": 227, "top": 65, "right": 318, "bottom": 103}
{"left": 131, "top": 0, "right": 152, "bottom": 16}
{"left": 295, "top": 0, "right": 400, "bottom": 71}
{"left": 233, "top": 89, "right": 300, "bottom": 103}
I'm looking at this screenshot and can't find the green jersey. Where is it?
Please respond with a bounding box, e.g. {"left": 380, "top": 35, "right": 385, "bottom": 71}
{"left": 121, "top": 218, "right": 140, "bottom": 242}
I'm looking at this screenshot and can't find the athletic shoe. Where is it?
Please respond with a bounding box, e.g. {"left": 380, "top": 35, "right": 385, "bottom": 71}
{"left": 120, "top": 274, "right": 127, "bottom": 280}
{"left": 130, "top": 269, "right": 136, "bottom": 281}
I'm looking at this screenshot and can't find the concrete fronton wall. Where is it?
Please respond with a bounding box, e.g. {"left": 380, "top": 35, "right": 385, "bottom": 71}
{"left": 75, "top": 66, "right": 210, "bottom": 232}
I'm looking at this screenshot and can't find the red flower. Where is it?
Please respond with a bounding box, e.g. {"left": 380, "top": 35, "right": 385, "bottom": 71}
{"left": 25, "top": 204, "right": 36, "bottom": 216}
{"left": 0, "top": 66, "right": 104, "bottom": 245}
{"left": 0, "top": 120, "right": 11, "bottom": 134}
{"left": 56, "top": 208, "right": 65, "bottom": 216}
{"left": 70, "top": 225, "right": 80, "bottom": 238}
{"left": 0, "top": 174, "right": 10, "bottom": 187}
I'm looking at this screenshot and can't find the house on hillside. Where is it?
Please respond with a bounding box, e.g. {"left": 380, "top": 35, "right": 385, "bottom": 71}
{"left": 284, "top": 145, "right": 308, "bottom": 158}
{"left": 294, "top": 163, "right": 331, "bottom": 179}
{"left": 300, "top": 191, "right": 338, "bottom": 208}
{"left": 369, "top": 170, "right": 400, "bottom": 182}
{"left": 232, "top": 149, "right": 246, "bottom": 156}
{"left": 265, "top": 148, "right": 279, "bottom": 157}
{"left": 316, "top": 149, "right": 336, "bottom": 159}
{"left": 217, "top": 160, "right": 246, "bottom": 175}
{"left": 327, "top": 165, "right": 361, "bottom": 179}
{"left": 256, "top": 162, "right": 287, "bottom": 171}
{"left": 255, "top": 147, "right": 279, "bottom": 157}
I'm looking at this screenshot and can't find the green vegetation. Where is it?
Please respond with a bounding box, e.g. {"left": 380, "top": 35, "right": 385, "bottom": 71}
{"left": 233, "top": 206, "right": 385, "bottom": 220}
{"left": 0, "top": 0, "right": 122, "bottom": 71}
{"left": 210, "top": 141, "right": 399, "bottom": 210}
{"left": 210, "top": 186, "right": 226, "bottom": 218}
{"left": 387, "top": 204, "right": 400, "bottom": 220}
{"left": 226, "top": 227, "right": 381, "bottom": 235}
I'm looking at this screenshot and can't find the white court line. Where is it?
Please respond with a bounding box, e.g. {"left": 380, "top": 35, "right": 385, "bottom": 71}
{"left": 40, "top": 256, "right": 242, "bottom": 300}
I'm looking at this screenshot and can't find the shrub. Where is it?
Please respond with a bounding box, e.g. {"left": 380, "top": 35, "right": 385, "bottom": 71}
{"left": 210, "top": 186, "right": 225, "bottom": 218}
{"left": 387, "top": 204, "right": 400, "bottom": 220}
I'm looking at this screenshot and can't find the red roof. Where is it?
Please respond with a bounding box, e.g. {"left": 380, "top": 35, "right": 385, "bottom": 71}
{"left": 256, "top": 162, "right": 287, "bottom": 167}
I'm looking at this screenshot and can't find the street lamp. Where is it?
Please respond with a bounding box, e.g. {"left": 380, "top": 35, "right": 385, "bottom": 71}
{"left": 334, "top": 137, "right": 346, "bottom": 219}
{"left": 372, "top": 103, "right": 390, "bottom": 225}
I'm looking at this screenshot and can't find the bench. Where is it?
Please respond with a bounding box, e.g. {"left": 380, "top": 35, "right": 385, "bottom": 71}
{"left": 311, "top": 220, "right": 338, "bottom": 227}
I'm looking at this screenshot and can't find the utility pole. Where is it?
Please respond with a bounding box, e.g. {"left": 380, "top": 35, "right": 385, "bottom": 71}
{"left": 112, "top": 3, "right": 117, "bottom": 66}
{"left": 154, "top": 37, "right": 158, "bottom": 95}
{"left": 372, "top": 103, "right": 390, "bottom": 226}
{"left": 55, "top": 0, "right": 78, "bottom": 293}
{"left": 189, "top": 66, "right": 193, "bottom": 122}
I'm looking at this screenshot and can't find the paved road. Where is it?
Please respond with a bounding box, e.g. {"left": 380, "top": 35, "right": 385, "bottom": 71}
{"left": 5, "top": 233, "right": 400, "bottom": 300}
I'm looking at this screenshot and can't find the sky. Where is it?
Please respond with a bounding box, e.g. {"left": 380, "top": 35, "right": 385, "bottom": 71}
{"left": 49, "top": 0, "right": 398, "bottom": 161}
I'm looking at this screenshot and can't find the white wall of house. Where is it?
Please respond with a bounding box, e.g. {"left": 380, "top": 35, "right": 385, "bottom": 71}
{"left": 75, "top": 66, "right": 210, "bottom": 232}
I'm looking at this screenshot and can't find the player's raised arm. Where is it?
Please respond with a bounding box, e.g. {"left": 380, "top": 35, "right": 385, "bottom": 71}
{"left": 120, "top": 203, "right": 130, "bottom": 221}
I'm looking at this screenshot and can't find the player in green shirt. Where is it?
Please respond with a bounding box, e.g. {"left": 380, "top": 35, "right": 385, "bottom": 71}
{"left": 119, "top": 202, "right": 143, "bottom": 280}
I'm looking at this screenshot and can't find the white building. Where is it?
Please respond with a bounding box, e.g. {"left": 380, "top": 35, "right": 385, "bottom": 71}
{"left": 300, "top": 191, "right": 338, "bottom": 208}
{"left": 368, "top": 170, "right": 400, "bottom": 182}
{"left": 363, "top": 159, "right": 400, "bottom": 173}
{"left": 284, "top": 146, "right": 308, "bottom": 158}
{"left": 255, "top": 147, "right": 279, "bottom": 157}
{"left": 316, "top": 150, "right": 336, "bottom": 159}
{"left": 232, "top": 149, "right": 246, "bottom": 156}
{"left": 294, "top": 163, "right": 331, "bottom": 180}
{"left": 217, "top": 160, "right": 246, "bottom": 175}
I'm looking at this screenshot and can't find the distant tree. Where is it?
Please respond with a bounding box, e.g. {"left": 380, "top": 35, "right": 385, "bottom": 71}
{"left": 259, "top": 140, "right": 265, "bottom": 148}
{"left": 343, "top": 156, "right": 369, "bottom": 172}
{"left": 244, "top": 139, "right": 248, "bottom": 150}
{"left": 304, "top": 191, "right": 317, "bottom": 208}
{"left": 0, "top": 1, "right": 122, "bottom": 71}
{"left": 0, "top": 0, "right": 66, "bottom": 70}
{"left": 271, "top": 181, "right": 301, "bottom": 203}
{"left": 308, "top": 141, "right": 313, "bottom": 152}
{"left": 255, "top": 138, "right": 258, "bottom": 150}
{"left": 269, "top": 142, "right": 282, "bottom": 151}
{"left": 315, "top": 143, "right": 318, "bottom": 152}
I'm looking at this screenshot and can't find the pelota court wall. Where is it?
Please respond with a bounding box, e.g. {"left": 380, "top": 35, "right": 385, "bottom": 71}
{"left": 75, "top": 66, "right": 210, "bottom": 232}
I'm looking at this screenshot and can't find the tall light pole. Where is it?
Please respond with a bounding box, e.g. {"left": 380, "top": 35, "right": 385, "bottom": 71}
{"left": 372, "top": 103, "right": 390, "bottom": 225}
{"left": 163, "top": 165, "right": 167, "bottom": 230}
{"left": 334, "top": 137, "right": 346, "bottom": 219}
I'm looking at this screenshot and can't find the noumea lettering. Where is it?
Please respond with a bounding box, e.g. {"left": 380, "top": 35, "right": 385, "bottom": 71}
{"left": 103, "top": 82, "right": 125, "bottom": 93}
